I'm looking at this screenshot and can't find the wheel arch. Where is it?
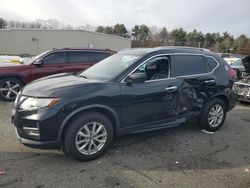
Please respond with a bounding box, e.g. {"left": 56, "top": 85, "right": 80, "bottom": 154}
{"left": 58, "top": 105, "right": 120, "bottom": 141}
{"left": 0, "top": 74, "right": 27, "bottom": 85}
{"left": 210, "top": 94, "right": 229, "bottom": 110}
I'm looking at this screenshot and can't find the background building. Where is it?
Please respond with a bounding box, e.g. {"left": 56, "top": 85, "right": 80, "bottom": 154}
{"left": 0, "top": 29, "right": 131, "bottom": 56}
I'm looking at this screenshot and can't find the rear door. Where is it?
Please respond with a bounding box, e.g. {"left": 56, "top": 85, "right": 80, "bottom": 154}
{"left": 67, "top": 51, "right": 93, "bottom": 73}
{"left": 29, "top": 51, "right": 67, "bottom": 81}
{"left": 172, "top": 54, "right": 217, "bottom": 116}
{"left": 89, "top": 52, "right": 113, "bottom": 63}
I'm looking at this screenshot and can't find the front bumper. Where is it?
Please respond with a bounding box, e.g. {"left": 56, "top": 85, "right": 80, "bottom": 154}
{"left": 15, "top": 127, "right": 61, "bottom": 149}
{"left": 237, "top": 95, "right": 250, "bottom": 103}
{"left": 11, "top": 107, "right": 64, "bottom": 149}
{"left": 233, "top": 82, "right": 250, "bottom": 103}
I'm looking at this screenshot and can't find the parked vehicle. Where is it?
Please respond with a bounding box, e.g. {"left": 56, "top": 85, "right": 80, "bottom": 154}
{"left": 230, "top": 58, "right": 246, "bottom": 79}
{"left": 233, "top": 55, "right": 250, "bottom": 102}
{"left": 0, "top": 48, "right": 115, "bottom": 101}
{"left": 12, "top": 47, "right": 237, "bottom": 161}
{"left": 0, "top": 55, "right": 21, "bottom": 64}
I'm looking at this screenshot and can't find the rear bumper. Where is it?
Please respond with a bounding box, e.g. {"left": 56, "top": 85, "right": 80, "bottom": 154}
{"left": 227, "top": 92, "right": 237, "bottom": 111}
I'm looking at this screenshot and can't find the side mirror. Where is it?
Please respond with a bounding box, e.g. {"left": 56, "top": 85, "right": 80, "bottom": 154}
{"left": 33, "top": 59, "right": 43, "bottom": 65}
{"left": 126, "top": 72, "right": 146, "bottom": 85}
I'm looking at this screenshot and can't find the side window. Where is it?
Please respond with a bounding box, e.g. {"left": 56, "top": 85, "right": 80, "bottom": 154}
{"left": 205, "top": 56, "right": 218, "bottom": 72}
{"left": 89, "top": 52, "right": 112, "bottom": 62}
{"left": 135, "top": 56, "right": 170, "bottom": 81}
{"left": 42, "top": 52, "right": 66, "bottom": 64}
{"left": 173, "top": 55, "right": 206, "bottom": 77}
{"left": 68, "top": 51, "right": 89, "bottom": 63}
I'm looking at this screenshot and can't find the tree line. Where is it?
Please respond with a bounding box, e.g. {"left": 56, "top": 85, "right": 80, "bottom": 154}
{"left": 0, "top": 17, "right": 249, "bottom": 54}
{"left": 96, "top": 24, "right": 250, "bottom": 55}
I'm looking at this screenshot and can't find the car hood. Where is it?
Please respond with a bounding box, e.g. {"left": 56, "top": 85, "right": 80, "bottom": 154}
{"left": 22, "top": 73, "right": 103, "bottom": 97}
{"left": 231, "top": 65, "right": 245, "bottom": 70}
{"left": 0, "top": 62, "right": 23, "bottom": 67}
{"left": 242, "top": 55, "right": 250, "bottom": 73}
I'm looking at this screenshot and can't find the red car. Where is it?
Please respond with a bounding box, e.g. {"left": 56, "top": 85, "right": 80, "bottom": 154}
{"left": 0, "top": 48, "right": 115, "bottom": 101}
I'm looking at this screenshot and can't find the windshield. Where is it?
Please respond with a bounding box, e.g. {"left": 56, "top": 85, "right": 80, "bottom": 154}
{"left": 232, "top": 59, "right": 243, "bottom": 66}
{"left": 80, "top": 54, "right": 142, "bottom": 80}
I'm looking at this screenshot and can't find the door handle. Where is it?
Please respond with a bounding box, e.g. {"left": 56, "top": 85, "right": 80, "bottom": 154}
{"left": 204, "top": 79, "right": 216, "bottom": 83}
{"left": 165, "top": 86, "right": 178, "bottom": 92}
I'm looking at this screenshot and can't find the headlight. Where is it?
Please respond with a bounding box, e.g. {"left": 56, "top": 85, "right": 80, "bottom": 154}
{"left": 14, "top": 92, "right": 21, "bottom": 107}
{"left": 19, "top": 97, "right": 59, "bottom": 111}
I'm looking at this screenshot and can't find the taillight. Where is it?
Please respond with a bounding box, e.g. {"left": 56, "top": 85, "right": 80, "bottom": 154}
{"left": 228, "top": 68, "right": 237, "bottom": 79}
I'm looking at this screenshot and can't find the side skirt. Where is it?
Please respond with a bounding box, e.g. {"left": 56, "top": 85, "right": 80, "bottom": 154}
{"left": 119, "top": 118, "right": 186, "bottom": 135}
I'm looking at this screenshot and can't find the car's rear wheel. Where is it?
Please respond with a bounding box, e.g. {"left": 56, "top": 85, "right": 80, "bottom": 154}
{"left": 0, "top": 77, "right": 23, "bottom": 101}
{"left": 64, "top": 112, "right": 114, "bottom": 161}
{"left": 198, "top": 98, "right": 227, "bottom": 131}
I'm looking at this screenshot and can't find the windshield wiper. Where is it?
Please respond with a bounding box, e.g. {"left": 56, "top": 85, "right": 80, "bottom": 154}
{"left": 79, "top": 75, "right": 87, "bottom": 79}
{"left": 73, "top": 72, "right": 87, "bottom": 79}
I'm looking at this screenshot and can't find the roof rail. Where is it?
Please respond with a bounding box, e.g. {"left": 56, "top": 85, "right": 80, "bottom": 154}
{"left": 154, "top": 46, "right": 210, "bottom": 52}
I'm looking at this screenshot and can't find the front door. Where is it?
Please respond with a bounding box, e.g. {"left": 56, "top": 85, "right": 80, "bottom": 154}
{"left": 29, "top": 51, "right": 67, "bottom": 82}
{"left": 119, "top": 55, "right": 182, "bottom": 130}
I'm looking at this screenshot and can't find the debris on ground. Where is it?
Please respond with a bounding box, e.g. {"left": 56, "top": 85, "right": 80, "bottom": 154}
{"left": 245, "top": 168, "right": 249, "bottom": 173}
{"left": 201, "top": 129, "right": 215, "bottom": 135}
{"left": 0, "top": 170, "right": 5, "bottom": 175}
{"left": 175, "top": 161, "right": 179, "bottom": 164}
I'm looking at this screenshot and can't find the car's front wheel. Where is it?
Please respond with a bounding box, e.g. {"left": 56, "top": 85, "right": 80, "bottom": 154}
{"left": 198, "top": 98, "right": 227, "bottom": 131}
{"left": 64, "top": 112, "right": 114, "bottom": 161}
{"left": 0, "top": 77, "right": 23, "bottom": 101}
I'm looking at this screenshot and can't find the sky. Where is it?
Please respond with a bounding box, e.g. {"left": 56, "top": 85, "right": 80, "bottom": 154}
{"left": 1, "top": 0, "right": 250, "bottom": 37}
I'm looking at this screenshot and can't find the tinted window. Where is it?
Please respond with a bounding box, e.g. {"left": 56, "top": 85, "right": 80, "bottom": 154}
{"left": 42, "top": 52, "right": 66, "bottom": 64}
{"left": 135, "top": 56, "right": 170, "bottom": 80}
{"left": 89, "top": 52, "right": 112, "bottom": 62}
{"left": 205, "top": 56, "right": 218, "bottom": 72}
{"left": 68, "top": 51, "right": 89, "bottom": 63}
{"left": 173, "top": 55, "right": 206, "bottom": 76}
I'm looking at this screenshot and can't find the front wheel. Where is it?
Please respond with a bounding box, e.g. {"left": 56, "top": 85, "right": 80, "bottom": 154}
{"left": 0, "top": 77, "right": 23, "bottom": 101}
{"left": 198, "top": 99, "right": 227, "bottom": 131}
{"left": 64, "top": 112, "right": 114, "bottom": 161}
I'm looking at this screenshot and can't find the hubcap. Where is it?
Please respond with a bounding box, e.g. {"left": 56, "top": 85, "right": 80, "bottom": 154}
{"left": 0, "top": 81, "right": 21, "bottom": 99}
{"left": 75, "top": 122, "right": 107, "bottom": 155}
{"left": 208, "top": 104, "right": 224, "bottom": 127}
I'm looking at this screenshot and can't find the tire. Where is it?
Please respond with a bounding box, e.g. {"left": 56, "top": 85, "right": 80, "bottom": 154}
{"left": 198, "top": 98, "right": 227, "bottom": 131}
{"left": 0, "top": 77, "right": 23, "bottom": 101}
{"left": 64, "top": 112, "right": 114, "bottom": 161}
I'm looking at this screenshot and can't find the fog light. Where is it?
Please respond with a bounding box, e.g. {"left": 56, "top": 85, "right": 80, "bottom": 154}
{"left": 23, "top": 126, "right": 40, "bottom": 137}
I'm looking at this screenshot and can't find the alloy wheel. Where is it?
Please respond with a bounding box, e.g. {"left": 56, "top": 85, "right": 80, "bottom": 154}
{"left": 208, "top": 104, "right": 224, "bottom": 128}
{"left": 0, "top": 80, "right": 21, "bottom": 100}
{"left": 75, "top": 122, "right": 107, "bottom": 155}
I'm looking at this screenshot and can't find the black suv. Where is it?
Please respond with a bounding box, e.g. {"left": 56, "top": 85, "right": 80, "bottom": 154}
{"left": 12, "top": 47, "right": 237, "bottom": 161}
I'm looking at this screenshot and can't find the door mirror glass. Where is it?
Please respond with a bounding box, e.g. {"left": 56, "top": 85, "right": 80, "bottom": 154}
{"left": 126, "top": 73, "right": 146, "bottom": 84}
{"left": 33, "top": 59, "right": 43, "bottom": 65}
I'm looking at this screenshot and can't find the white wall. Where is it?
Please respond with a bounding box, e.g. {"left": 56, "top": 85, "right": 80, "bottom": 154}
{"left": 0, "top": 29, "right": 131, "bottom": 56}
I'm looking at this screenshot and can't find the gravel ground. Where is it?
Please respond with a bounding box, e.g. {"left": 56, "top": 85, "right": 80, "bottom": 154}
{"left": 0, "top": 102, "right": 250, "bottom": 188}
